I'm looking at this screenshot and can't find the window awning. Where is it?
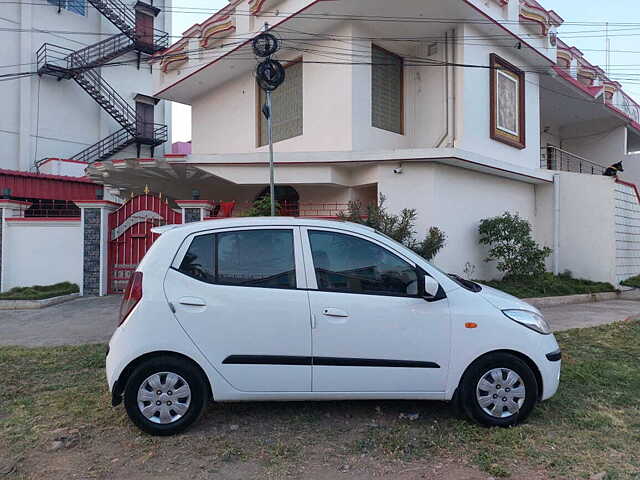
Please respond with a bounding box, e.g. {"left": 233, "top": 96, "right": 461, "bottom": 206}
{"left": 0, "top": 169, "right": 100, "bottom": 201}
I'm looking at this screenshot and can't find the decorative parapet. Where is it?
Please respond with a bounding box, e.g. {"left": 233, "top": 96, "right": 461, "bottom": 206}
{"left": 249, "top": 0, "right": 285, "bottom": 16}
{"left": 200, "top": 14, "right": 236, "bottom": 49}
{"left": 157, "top": 40, "right": 189, "bottom": 73}
{"left": 519, "top": 0, "right": 563, "bottom": 36}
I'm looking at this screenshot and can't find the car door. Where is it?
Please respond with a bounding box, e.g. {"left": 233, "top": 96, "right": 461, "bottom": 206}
{"left": 164, "top": 226, "right": 312, "bottom": 392}
{"left": 301, "top": 227, "right": 450, "bottom": 393}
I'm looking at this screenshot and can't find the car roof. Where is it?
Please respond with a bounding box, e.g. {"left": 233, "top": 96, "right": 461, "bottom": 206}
{"left": 152, "top": 217, "right": 379, "bottom": 237}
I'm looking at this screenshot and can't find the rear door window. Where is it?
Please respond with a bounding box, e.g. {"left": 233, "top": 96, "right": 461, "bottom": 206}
{"left": 177, "top": 229, "right": 296, "bottom": 289}
{"left": 217, "top": 230, "right": 296, "bottom": 288}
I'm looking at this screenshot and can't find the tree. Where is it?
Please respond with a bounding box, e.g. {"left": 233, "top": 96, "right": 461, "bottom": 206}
{"left": 478, "top": 212, "right": 551, "bottom": 278}
{"left": 339, "top": 194, "right": 446, "bottom": 261}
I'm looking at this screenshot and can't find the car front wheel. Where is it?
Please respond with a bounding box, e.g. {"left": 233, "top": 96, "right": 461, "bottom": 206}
{"left": 460, "top": 352, "right": 538, "bottom": 427}
{"left": 123, "top": 356, "right": 207, "bottom": 436}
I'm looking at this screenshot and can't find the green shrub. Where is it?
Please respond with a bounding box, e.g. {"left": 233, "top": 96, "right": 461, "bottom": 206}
{"left": 243, "top": 195, "right": 278, "bottom": 217}
{"left": 479, "top": 212, "right": 551, "bottom": 278}
{"left": 0, "top": 282, "right": 79, "bottom": 300}
{"left": 621, "top": 275, "right": 640, "bottom": 288}
{"left": 339, "top": 194, "right": 446, "bottom": 261}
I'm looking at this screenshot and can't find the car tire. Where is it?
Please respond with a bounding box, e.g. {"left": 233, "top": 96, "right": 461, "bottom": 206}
{"left": 123, "top": 356, "right": 208, "bottom": 436}
{"left": 459, "top": 352, "right": 538, "bottom": 427}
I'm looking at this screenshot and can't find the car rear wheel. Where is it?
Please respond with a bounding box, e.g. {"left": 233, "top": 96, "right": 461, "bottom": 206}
{"left": 460, "top": 352, "right": 538, "bottom": 427}
{"left": 123, "top": 356, "right": 207, "bottom": 436}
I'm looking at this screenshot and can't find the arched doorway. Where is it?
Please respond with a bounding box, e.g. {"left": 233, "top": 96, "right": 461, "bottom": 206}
{"left": 256, "top": 185, "right": 300, "bottom": 216}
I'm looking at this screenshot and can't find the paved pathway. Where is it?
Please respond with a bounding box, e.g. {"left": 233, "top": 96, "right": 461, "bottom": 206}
{"left": 541, "top": 299, "right": 640, "bottom": 331}
{"left": 1, "top": 296, "right": 639, "bottom": 347}
{"left": 0, "top": 295, "right": 120, "bottom": 347}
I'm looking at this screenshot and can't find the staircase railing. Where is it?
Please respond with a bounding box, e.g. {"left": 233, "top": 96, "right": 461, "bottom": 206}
{"left": 67, "top": 33, "right": 133, "bottom": 69}
{"left": 540, "top": 146, "right": 605, "bottom": 175}
{"left": 72, "top": 127, "right": 134, "bottom": 163}
{"left": 72, "top": 123, "right": 168, "bottom": 164}
{"left": 88, "top": 0, "right": 136, "bottom": 33}
{"left": 37, "top": 42, "right": 137, "bottom": 132}
{"left": 86, "top": 0, "right": 168, "bottom": 51}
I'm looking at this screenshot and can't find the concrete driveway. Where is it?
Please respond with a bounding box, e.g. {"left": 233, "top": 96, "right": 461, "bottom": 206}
{"left": 1, "top": 296, "right": 639, "bottom": 347}
{"left": 0, "top": 295, "right": 120, "bottom": 347}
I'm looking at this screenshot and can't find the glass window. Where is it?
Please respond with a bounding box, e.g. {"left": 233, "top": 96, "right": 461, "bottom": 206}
{"left": 259, "top": 61, "right": 303, "bottom": 146}
{"left": 47, "top": 0, "right": 87, "bottom": 15}
{"left": 217, "top": 230, "right": 296, "bottom": 288}
{"left": 371, "top": 45, "right": 403, "bottom": 134}
{"left": 178, "top": 234, "right": 215, "bottom": 283}
{"left": 309, "top": 230, "right": 417, "bottom": 296}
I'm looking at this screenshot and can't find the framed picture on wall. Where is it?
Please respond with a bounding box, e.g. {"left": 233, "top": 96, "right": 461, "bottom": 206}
{"left": 490, "top": 53, "right": 526, "bottom": 149}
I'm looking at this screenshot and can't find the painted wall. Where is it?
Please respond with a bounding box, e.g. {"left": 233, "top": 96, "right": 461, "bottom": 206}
{"left": 561, "top": 120, "right": 627, "bottom": 168}
{"left": 192, "top": 21, "right": 355, "bottom": 155}
{"left": 536, "top": 172, "right": 617, "bottom": 285}
{"left": 2, "top": 220, "right": 82, "bottom": 290}
{"left": 377, "top": 162, "right": 538, "bottom": 280}
{"left": 457, "top": 23, "right": 542, "bottom": 170}
{"left": 0, "top": 0, "right": 171, "bottom": 173}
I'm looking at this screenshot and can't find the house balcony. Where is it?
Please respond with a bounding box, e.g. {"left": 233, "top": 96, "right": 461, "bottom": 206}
{"left": 540, "top": 146, "right": 605, "bottom": 175}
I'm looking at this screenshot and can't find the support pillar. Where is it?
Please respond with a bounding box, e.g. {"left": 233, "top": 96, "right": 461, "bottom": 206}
{"left": 75, "top": 200, "right": 119, "bottom": 296}
{"left": 176, "top": 200, "right": 214, "bottom": 223}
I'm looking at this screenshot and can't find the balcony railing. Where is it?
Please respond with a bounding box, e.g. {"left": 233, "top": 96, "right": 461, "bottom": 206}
{"left": 540, "top": 146, "right": 605, "bottom": 175}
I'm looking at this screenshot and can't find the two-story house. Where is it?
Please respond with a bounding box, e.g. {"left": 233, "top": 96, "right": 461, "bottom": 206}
{"left": 85, "top": 0, "right": 640, "bottom": 285}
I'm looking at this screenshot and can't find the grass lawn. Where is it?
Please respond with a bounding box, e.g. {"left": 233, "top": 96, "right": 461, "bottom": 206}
{"left": 0, "top": 282, "right": 79, "bottom": 301}
{"left": 482, "top": 273, "right": 616, "bottom": 299}
{"left": 1, "top": 321, "right": 639, "bottom": 479}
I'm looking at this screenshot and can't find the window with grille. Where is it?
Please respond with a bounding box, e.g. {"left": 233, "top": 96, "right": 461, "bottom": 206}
{"left": 371, "top": 45, "right": 404, "bottom": 135}
{"left": 259, "top": 61, "right": 303, "bottom": 146}
{"left": 47, "top": 0, "right": 87, "bottom": 15}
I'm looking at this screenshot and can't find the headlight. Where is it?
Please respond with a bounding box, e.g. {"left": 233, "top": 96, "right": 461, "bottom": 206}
{"left": 503, "top": 309, "right": 551, "bottom": 335}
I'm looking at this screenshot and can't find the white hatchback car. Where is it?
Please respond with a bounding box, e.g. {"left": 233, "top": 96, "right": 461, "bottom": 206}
{"left": 106, "top": 217, "right": 561, "bottom": 435}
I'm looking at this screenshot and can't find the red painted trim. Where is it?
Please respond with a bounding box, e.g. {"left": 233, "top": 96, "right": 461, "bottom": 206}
{"left": 176, "top": 200, "right": 215, "bottom": 205}
{"left": 173, "top": 156, "right": 552, "bottom": 183}
{"left": 38, "top": 158, "right": 89, "bottom": 166}
{"left": 74, "top": 200, "right": 121, "bottom": 207}
{"left": 616, "top": 178, "right": 640, "bottom": 204}
{"left": 5, "top": 217, "right": 80, "bottom": 222}
{"left": 164, "top": 153, "right": 187, "bottom": 158}
{"left": 461, "top": 0, "right": 554, "bottom": 66}
{"left": 0, "top": 199, "right": 32, "bottom": 206}
{"left": 154, "top": 0, "right": 327, "bottom": 98}
{"left": 0, "top": 168, "right": 94, "bottom": 184}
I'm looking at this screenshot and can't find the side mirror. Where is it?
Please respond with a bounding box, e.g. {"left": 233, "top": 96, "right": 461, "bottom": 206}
{"left": 424, "top": 276, "right": 440, "bottom": 299}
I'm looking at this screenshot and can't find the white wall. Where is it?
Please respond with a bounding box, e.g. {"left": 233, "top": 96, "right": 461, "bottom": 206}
{"left": 457, "top": 23, "right": 542, "bottom": 171}
{"left": 2, "top": 220, "right": 82, "bottom": 290}
{"left": 536, "top": 172, "right": 617, "bottom": 285}
{"left": 377, "top": 162, "right": 537, "bottom": 280}
{"left": 561, "top": 121, "right": 627, "bottom": 168}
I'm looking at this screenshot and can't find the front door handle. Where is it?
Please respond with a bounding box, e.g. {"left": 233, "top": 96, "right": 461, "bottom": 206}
{"left": 322, "top": 308, "right": 349, "bottom": 318}
{"left": 178, "top": 296, "right": 207, "bottom": 307}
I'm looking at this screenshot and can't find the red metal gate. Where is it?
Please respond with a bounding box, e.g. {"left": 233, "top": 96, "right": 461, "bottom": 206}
{"left": 108, "top": 194, "right": 182, "bottom": 293}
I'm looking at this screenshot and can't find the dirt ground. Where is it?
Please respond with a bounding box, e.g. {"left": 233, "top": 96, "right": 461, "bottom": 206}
{"left": 3, "top": 400, "right": 551, "bottom": 480}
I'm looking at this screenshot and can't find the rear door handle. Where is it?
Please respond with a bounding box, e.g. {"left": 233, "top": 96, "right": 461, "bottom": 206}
{"left": 322, "top": 308, "right": 349, "bottom": 318}
{"left": 178, "top": 296, "right": 207, "bottom": 307}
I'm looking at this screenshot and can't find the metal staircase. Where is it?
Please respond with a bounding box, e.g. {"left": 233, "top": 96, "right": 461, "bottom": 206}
{"left": 72, "top": 124, "right": 168, "bottom": 164}
{"left": 36, "top": 0, "right": 169, "bottom": 164}
{"left": 87, "top": 0, "right": 168, "bottom": 54}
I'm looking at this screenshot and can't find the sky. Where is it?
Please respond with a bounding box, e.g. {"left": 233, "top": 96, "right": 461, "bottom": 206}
{"left": 170, "top": 0, "right": 640, "bottom": 142}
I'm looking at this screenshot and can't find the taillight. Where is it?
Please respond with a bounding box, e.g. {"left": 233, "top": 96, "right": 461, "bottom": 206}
{"left": 118, "top": 271, "right": 143, "bottom": 326}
